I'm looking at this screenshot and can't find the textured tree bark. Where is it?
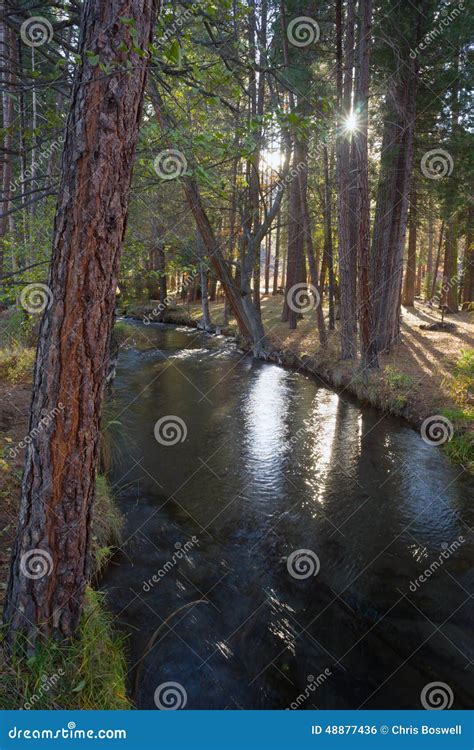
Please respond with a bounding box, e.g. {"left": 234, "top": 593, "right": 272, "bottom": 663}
{"left": 336, "top": 0, "right": 357, "bottom": 358}
{"left": 402, "top": 189, "right": 417, "bottom": 307}
{"left": 354, "top": 0, "right": 378, "bottom": 368}
{"left": 3, "top": 0, "right": 158, "bottom": 646}
{"left": 322, "top": 145, "right": 335, "bottom": 330}
{"left": 371, "top": 69, "right": 418, "bottom": 351}
{"left": 441, "top": 217, "right": 459, "bottom": 312}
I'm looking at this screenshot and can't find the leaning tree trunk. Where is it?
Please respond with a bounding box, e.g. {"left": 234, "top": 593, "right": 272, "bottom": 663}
{"left": 4, "top": 0, "right": 158, "bottom": 646}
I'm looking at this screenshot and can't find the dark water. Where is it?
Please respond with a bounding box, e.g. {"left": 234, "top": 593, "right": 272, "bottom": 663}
{"left": 101, "top": 321, "right": 473, "bottom": 710}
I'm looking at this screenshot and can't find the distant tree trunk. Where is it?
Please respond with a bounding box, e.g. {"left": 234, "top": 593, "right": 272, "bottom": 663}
{"left": 462, "top": 211, "right": 473, "bottom": 303}
{"left": 336, "top": 0, "right": 357, "bottom": 358}
{"left": 415, "top": 263, "right": 422, "bottom": 297}
{"left": 354, "top": 0, "right": 378, "bottom": 367}
{"left": 322, "top": 145, "right": 335, "bottom": 330}
{"left": 371, "top": 69, "right": 418, "bottom": 350}
{"left": 441, "top": 217, "right": 459, "bottom": 312}
{"left": 402, "top": 189, "right": 417, "bottom": 307}
{"left": 272, "top": 213, "right": 281, "bottom": 294}
{"left": 3, "top": 0, "right": 158, "bottom": 647}
{"left": 200, "top": 263, "right": 211, "bottom": 330}
{"left": 264, "top": 227, "right": 271, "bottom": 295}
{"left": 430, "top": 221, "right": 444, "bottom": 301}
{"left": 282, "top": 137, "right": 306, "bottom": 328}
{"left": 0, "top": 8, "right": 14, "bottom": 279}
{"left": 426, "top": 203, "right": 434, "bottom": 300}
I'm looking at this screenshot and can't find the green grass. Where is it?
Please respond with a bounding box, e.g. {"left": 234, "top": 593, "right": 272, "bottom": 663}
{"left": 0, "top": 476, "right": 127, "bottom": 709}
{"left": 0, "top": 589, "right": 130, "bottom": 710}
{"left": 384, "top": 366, "right": 414, "bottom": 391}
{"left": 441, "top": 349, "right": 474, "bottom": 472}
{"left": 90, "top": 475, "right": 123, "bottom": 576}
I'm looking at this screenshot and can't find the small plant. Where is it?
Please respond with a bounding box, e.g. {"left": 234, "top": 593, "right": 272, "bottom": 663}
{"left": 384, "top": 366, "right": 414, "bottom": 391}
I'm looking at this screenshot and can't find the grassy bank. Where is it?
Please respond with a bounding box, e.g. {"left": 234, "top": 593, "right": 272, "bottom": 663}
{"left": 0, "top": 310, "right": 130, "bottom": 710}
{"left": 125, "top": 296, "right": 474, "bottom": 472}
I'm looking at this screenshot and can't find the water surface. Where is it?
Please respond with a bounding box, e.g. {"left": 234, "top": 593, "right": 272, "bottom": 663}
{"left": 101, "top": 322, "right": 473, "bottom": 710}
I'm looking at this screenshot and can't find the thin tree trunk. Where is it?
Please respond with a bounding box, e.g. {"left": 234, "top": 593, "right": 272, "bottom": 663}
{"left": 402, "top": 188, "right": 417, "bottom": 307}
{"left": 430, "top": 221, "right": 444, "bottom": 301}
{"left": 4, "top": 0, "right": 158, "bottom": 646}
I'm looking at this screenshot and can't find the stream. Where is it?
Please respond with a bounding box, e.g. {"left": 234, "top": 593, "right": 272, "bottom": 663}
{"left": 101, "top": 321, "right": 473, "bottom": 710}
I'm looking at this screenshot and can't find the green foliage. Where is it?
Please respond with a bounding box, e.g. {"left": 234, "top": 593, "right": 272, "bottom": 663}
{"left": 384, "top": 366, "right": 415, "bottom": 391}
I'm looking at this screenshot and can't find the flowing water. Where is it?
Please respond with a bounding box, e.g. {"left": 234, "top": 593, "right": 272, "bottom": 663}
{"left": 101, "top": 321, "right": 473, "bottom": 710}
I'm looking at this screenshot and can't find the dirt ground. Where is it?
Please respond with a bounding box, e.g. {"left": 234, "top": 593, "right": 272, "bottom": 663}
{"left": 0, "top": 376, "right": 32, "bottom": 606}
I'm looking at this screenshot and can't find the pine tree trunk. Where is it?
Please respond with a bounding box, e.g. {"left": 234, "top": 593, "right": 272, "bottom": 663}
{"left": 402, "top": 189, "right": 417, "bottom": 307}
{"left": 354, "top": 0, "right": 378, "bottom": 367}
{"left": 3, "top": 0, "right": 158, "bottom": 647}
{"left": 336, "top": 0, "right": 357, "bottom": 358}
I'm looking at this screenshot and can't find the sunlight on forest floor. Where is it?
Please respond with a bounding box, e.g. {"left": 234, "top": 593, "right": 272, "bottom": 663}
{"left": 182, "top": 295, "right": 474, "bottom": 423}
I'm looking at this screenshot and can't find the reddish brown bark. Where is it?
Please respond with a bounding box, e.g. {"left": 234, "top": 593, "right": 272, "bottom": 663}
{"left": 4, "top": 0, "right": 158, "bottom": 645}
